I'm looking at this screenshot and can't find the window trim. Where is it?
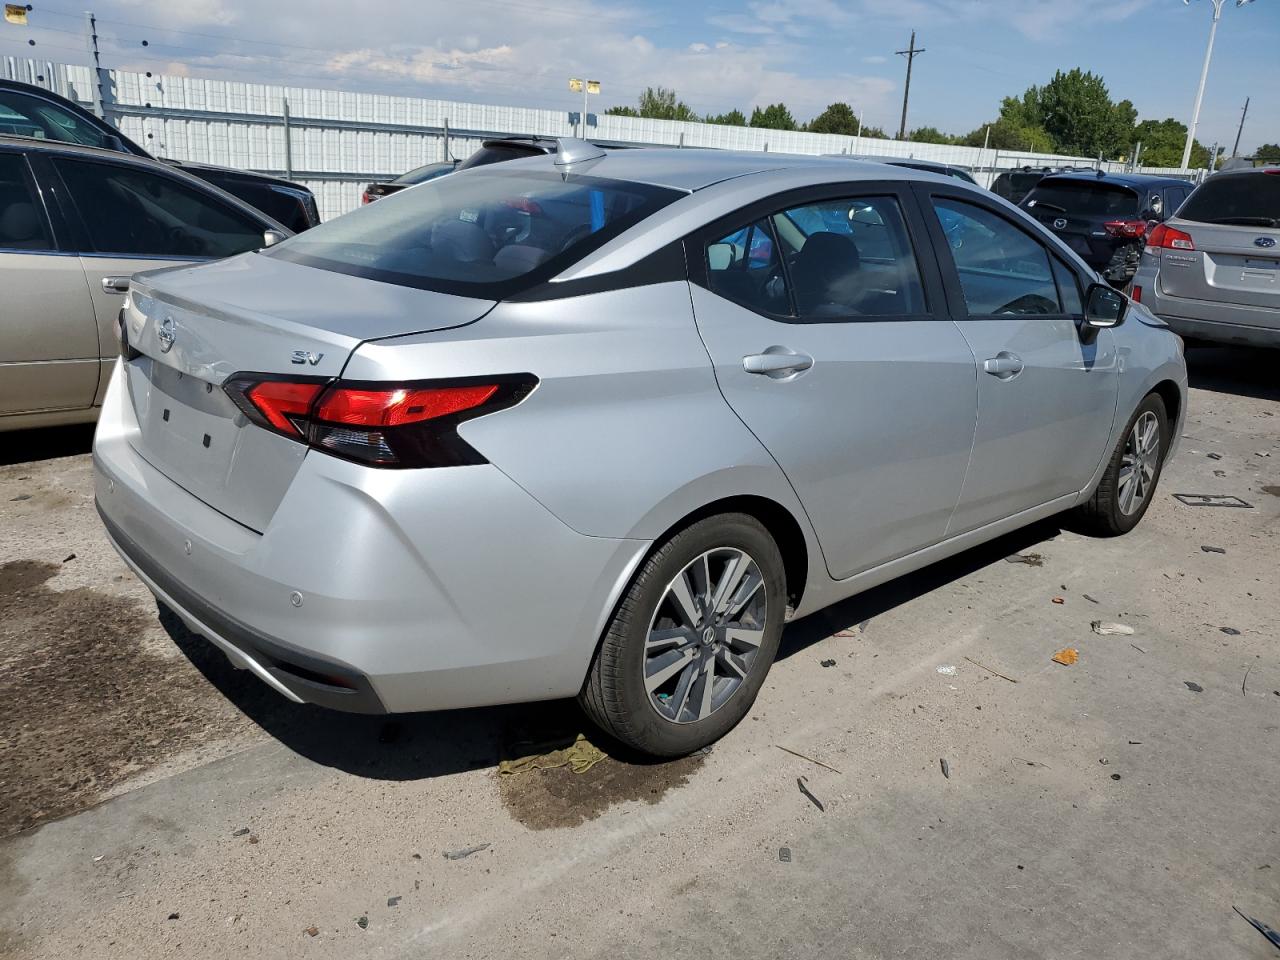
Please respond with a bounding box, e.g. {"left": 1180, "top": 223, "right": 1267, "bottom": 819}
{"left": 0, "top": 87, "right": 147, "bottom": 156}
{"left": 684, "top": 180, "right": 946, "bottom": 325}
{"left": 0, "top": 148, "right": 62, "bottom": 255}
{"left": 913, "top": 183, "right": 1089, "bottom": 323}
{"left": 46, "top": 153, "right": 268, "bottom": 258}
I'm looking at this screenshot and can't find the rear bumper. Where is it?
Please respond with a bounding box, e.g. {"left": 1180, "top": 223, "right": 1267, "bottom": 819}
{"left": 93, "top": 360, "right": 650, "bottom": 714}
{"left": 1135, "top": 266, "right": 1280, "bottom": 348}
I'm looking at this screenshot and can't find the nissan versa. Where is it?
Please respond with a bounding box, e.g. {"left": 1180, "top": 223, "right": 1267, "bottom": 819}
{"left": 93, "top": 143, "right": 1187, "bottom": 756}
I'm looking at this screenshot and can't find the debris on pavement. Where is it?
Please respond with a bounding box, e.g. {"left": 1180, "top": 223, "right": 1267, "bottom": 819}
{"left": 936, "top": 664, "right": 957, "bottom": 676}
{"left": 1172, "top": 493, "right": 1253, "bottom": 509}
{"left": 387, "top": 896, "right": 401, "bottom": 908}
{"left": 1200, "top": 545, "right": 1226, "bottom": 554}
{"left": 964, "top": 656, "right": 1018, "bottom": 683}
{"left": 1110, "top": 773, "right": 1121, "bottom": 781}
{"left": 356, "top": 916, "right": 368, "bottom": 930}
{"left": 1242, "top": 664, "right": 1253, "bottom": 697}
{"left": 304, "top": 926, "right": 319, "bottom": 938}
{"left": 776, "top": 744, "right": 843, "bottom": 774}
{"left": 1220, "top": 627, "right": 1241, "bottom": 636}
{"left": 940, "top": 758, "right": 951, "bottom": 779}
{"left": 1184, "top": 681, "right": 1204, "bottom": 693}
{"left": 1012, "top": 757, "right": 1049, "bottom": 768}
{"left": 167, "top": 912, "right": 179, "bottom": 921}
{"left": 778, "top": 847, "right": 792, "bottom": 863}
{"left": 1005, "top": 553, "right": 1044, "bottom": 566}
{"left": 247, "top": 835, "right": 259, "bottom": 845}
{"left": 498, "top": 733, "right": 606, "bottom": 777}
{"left": 1083, "top": 594, "right": 1099, "bottom": 604}
{"left": 820, "top": 658, "right": 836, "bottom": 668}
{"left": 1213, "top": 469, "right": 1226, "bottom": 477}
{"left": 1092, "top": 621, "right": 1135, "bottom": 636}
{"left": 232, "top": 827, "right": 249, "bottom": 837}
{"left": 797, "top": 776, "right": 825, "bottom": 812}
{"left": 1051, "top": 648, "right": 1079, "bottom": 666}
{"left": 1051, "top": 596, "right": 1065, "bottom": 604}
{"left": 443, "top": 843, "right": 491, "bottom": 861}
{"left": 1232, "top": 906, "right": 1280, "bottom": 949}
{"left": 1206, "top": 451, "right": 1223, "bottom": 460}
{"left": 9, "top": 494, "right": 31, "bottom": 502}
{"left": 61, "top": 553, "right": 75, "bottom": 563}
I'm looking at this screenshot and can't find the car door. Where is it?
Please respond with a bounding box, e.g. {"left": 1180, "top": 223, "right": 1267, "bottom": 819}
{"left": 916, "top": 187, "right": 1120, "bottom": 534}
{"left": 0, "top": 149, "right": 100, "bottom": 417}
{"left": 46, "top": 154, "right": 275, "bottom": 403}
{"left": 687, "top": 183, "right": 979, "bottom": 581}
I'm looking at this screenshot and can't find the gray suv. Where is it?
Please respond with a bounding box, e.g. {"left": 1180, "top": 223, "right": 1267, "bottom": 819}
{"left": 1131, "top": 167, "right": 1280, "bottom": 348}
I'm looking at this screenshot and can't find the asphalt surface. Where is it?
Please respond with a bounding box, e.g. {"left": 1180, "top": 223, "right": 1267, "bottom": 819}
{"left": 1, "top": 345, "right": 1277, "bottom": 960}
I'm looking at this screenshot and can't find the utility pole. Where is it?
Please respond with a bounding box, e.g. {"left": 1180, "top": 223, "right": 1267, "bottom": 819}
{"left": 83, "top": 11, "right": 107, "bottom": 119}
{"left": 1231, "top": 96, "right": 1249, "bottom": 158}
{"left": 895, "top": 30, "right": 924, "bottom": 140}
{"left": 1180, "top": 0, "right": 1255, "bottom": 170}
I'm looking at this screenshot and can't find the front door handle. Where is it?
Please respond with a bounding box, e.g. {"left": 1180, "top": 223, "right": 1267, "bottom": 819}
{"left": 743, "top": 350, "right": 814, "bottom": 379}
{"left": 101, "top": 276, "right": 131, "bottom": 295}
{"left": 982, "top": 352, "right": 1024, "bottom": 380}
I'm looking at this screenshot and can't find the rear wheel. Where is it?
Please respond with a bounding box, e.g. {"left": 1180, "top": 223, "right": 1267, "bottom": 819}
{"left": 579, "top": 513, "right": 786, "bottom": 757}
{"left": 1074, "top": 392, "right": 1168, "bottom": 536}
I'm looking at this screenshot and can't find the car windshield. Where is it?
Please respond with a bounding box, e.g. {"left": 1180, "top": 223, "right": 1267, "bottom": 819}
{"left": 393, "top": 162, "right": 456, "bottom": 186}
{"left": 1178, "top": 174, "right": 1280, "bottom": 226}
{"left": 456, "top": 143, "right": 548, "bottom": 171}
{"left": 1024, "top": 180, "right": 1139, "bottom": 217}
{"left": 268, "top": 168, "right": 681, "bottom": 296}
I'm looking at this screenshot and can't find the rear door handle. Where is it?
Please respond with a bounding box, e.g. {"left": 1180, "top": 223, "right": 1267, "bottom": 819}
{"left": 101, "top": 276, "right": 131, "bottom": 295}
{"left": 743, "top": 351, "right": 814, "bottom": 379}
{"left": 982, "top": 352, "right": 1024, "bottom": 379}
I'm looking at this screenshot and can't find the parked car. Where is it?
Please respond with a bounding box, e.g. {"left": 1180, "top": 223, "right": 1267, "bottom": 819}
{"left": 361, "top": 160, "right": 457, "bottom": 204}
{"left": 0, "top": 79, "right": 319, "bottom": 231}
{"left": 0, "top": 136, "right": 290, "bottom": 431}
{"left": 1131, "top": 167, "right": 1280, "bottom": 347}
{"left": 991, "top": 166, "right": 1057, "bottom": 205}
{"left": 838, "top": 154, "right": 979, "bottom": 186}
{"left": 1021, "top": 171, "right": 1194, "bottom": 287}
{"left": 455, "top": 136, "right": 560, "bottom": 170}
{"left": 93, "top": 142, "right": 1186, "bottom": 757}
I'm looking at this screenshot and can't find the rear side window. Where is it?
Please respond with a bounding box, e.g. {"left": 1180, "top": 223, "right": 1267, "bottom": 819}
{"left": 1178, "top": 174, "right": 1280, "bottom": 226}
{"left": 269, "top": 169, "right": 681, "bottom": 297}
{"left": 932, "top": 198, "right": 1060, "bottom": 316}
{"left": 1025, "top": 180, "right": 1139, "bottom": 218}
{"left": 0, "top": 90, "right": 115, "bottom": 150}
{"left": 55, "top": 158, "right": 266, "bottom": 258}
{"left": 0, "top": 152, "right": 53, "bottom": 250}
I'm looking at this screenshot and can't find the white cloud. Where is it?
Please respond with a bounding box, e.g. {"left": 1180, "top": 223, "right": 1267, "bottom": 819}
{"left": 862, "top": 54, "right": 888, "bottom": 64}
{"left": 689, "top": 42, "right": 710, "bottom": 53}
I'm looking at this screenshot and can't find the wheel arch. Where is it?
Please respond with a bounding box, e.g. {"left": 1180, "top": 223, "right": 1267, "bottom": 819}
{"left": 1150, "top": 378, "right": 1182, "bottom": 459}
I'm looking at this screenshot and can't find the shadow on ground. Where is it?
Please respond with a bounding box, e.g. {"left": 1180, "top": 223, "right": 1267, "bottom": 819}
{"left": 0, "top": 425, "right": 94, "bottom": 468}
{"left": 1184, "top": 344, "right": 1280, "bottom": 403}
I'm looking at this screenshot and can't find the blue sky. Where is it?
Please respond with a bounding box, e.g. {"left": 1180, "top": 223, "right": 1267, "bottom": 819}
{"left": 3, "top": 0, "right": 1277, "bottom": 153}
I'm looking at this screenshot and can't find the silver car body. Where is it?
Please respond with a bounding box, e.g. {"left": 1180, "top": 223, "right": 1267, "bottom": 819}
{"left": 92, "top": 147, "right": 1187, "bottom": 716}
{"left": 0, "top": 137, "right": 288, "bottom": 431}
{"left": 1132, "top": 167, "right": 1280, "bottom": 348}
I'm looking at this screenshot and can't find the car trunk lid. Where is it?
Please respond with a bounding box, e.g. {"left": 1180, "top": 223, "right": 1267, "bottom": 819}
{"left": 120, "top": 252, "right": 495, "bottom": 531}
{"left": 1156, "top": 218, "right": 1280, "bottom": 310}
{"left": 1024, "top": 180, "right": 1142, "bottom": 267}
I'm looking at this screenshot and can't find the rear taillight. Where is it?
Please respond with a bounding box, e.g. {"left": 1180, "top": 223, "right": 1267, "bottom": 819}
{"left": 223, "top": 374, "right": 536, "bottom": 468}
{"left": 1145, "top": 223, "right": 1195, "bottom": 252}
{"left": 1131, "top": 285, "right": 1142, "bottom": 303}
{"left": 360, "top": 189, "right": 373, "bottom": 204}
{"left": 1103, "top": 219, "right": 1149, "bottom": 239}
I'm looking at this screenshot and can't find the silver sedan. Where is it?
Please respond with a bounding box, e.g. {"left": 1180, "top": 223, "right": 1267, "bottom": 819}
{"left": 93, "top": 141, "right": 1187, "bottom": 756}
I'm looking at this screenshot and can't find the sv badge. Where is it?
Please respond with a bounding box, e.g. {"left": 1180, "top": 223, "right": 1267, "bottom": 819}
{"left": 290, "top": 351, "right": 324, "bottom": 366}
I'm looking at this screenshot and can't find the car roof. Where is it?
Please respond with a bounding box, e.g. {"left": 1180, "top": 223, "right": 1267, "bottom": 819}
{"left": 0, "top": 133, "right": 140, "bottom": 160}
{"left": 492, "top": 146, "right": 911, "bottom": 192}
{"left": 1038, "top": 170, "right": 1189, "bottom": 188}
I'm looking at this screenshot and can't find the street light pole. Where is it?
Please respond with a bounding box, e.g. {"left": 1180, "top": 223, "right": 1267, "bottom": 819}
{"left": 568, "top": 78, "right": 601, "bottom": 138}
{"left": 1180, "top": 0, "right": 1254, "bottom": 170}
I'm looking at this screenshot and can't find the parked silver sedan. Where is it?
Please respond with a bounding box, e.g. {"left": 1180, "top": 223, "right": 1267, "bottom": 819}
{"left": 93, "top": 142, "right": 1187, "bottom": 756}
{"left": 1132, "top": 167, "right": 1280, "bottom": 348}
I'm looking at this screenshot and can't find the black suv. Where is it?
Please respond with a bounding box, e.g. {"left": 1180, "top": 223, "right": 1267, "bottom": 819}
{"left": 1020, "top": 170, "right": 1194, "bottom": 286}
{"left": 0, "top": 79, "right": 319, "bottom": 231}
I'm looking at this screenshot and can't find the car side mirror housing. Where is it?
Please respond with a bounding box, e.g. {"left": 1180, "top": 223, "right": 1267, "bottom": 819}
{"left": 262, "top": 229, "right": 287, "bottom": 248}
{"left": 1084, "top": 282, "right": 1127, "bottom": 329}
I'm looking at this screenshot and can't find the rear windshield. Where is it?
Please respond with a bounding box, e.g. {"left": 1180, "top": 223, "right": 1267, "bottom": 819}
{"left": 1178, "top": 174, "right": 1280, "bottom": 227}
{"left": 1024, "top": 180, "right": 1139, "bottom": 217}
{"left": 456, "top": 144, "right": 548, "bottom": 171}
{"left": 267, "top": 168, "right": 681, "bottom": 297}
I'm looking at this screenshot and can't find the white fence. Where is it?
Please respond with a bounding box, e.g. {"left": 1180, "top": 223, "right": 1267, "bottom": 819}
{"left": 4, "top": 57, "right": 1197, "bottom": 222}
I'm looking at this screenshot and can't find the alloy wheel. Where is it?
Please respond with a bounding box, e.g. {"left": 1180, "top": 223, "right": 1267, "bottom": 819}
{"left": 1117, "top": 410, "right": 1160, "bottom": 516}
{"left": 644, "top": 547, "right": 768, "bottom": 724}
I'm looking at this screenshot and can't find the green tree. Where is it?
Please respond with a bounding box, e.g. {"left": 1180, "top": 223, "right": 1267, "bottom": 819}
{"left": 605, "top": 86, "right": 697, "bottom": 122}
{"left": 908, "top": 125, "right": 955, "bottom": 145}
{"left": 806, "top": 102, "right": 860, "bottom": 136}
{"left": 704, "top": 108, "right": 747, "bottom": 126}
{"left": 858, "top": 124, "right": 890, "bottom": 140}
{"left": 959, "top": 117, "right": 1055, "bottom": 153}
{"left": 749, "top": 103, "right": 797, "bottom": 131}
{"left": 1254, "top": 142, "right": 1280, "bottom": 162}
{"left": 1035, "top": 68, "right": 1136, "bottom": 158}
{"left": 1130, "top": 117, "right": 1216, "bottom": 168}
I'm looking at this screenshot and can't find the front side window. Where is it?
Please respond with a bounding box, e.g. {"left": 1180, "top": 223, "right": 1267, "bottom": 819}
{"left": 270, "top": 169, "right": 680, "bottom": 296}
{"left": 932, "top": 198, "right": 1061, "bottom": 316}
{"left": 705, "top": 218, "right": 790, "bottom": 316}
{"left": 0, "top": 91, "right": 115, "bottom": 149}
{"left": 0, "top": 153, "right": 53, "bottom": 250}
{"left": 773, "top": 196, "right": 925, "bottom": 317}
{"left": 1051, "top": 257, "right": 1083, "bottom": 315}
{"left": 55, "top": 159, "right": 265, "bottom": 258}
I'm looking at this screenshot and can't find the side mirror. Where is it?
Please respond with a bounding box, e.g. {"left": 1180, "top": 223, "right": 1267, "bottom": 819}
{"left": 262, "top": 229, "right": 287, "bottom": 248}
{"left": 1084, "top": 282, "right": 1127, "bottom": 329}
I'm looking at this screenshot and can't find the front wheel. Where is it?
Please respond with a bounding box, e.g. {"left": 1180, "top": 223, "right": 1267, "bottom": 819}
{"left": 1074, "top": 392, "right": 1169, "bottom": 536}
{"left": 579, "top": 513, "right": 786, "bottom": 757}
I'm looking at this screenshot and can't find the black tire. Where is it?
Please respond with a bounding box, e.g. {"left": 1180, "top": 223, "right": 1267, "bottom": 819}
{"left": 1074, "top": 392, "right": 1169, "bottom": 536}
{"left": 579, "top": 513, "right": 787, "bottom": 757}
